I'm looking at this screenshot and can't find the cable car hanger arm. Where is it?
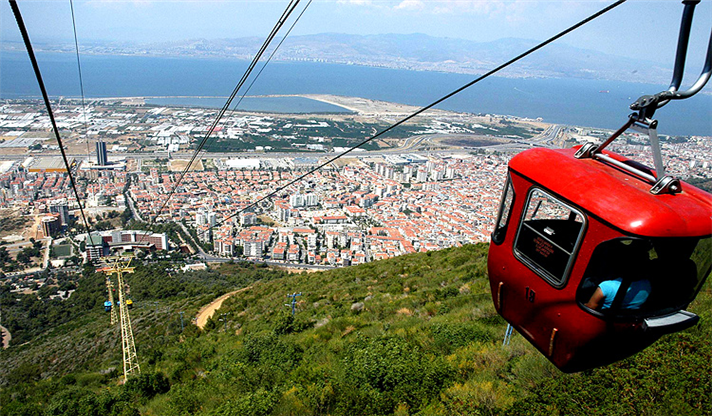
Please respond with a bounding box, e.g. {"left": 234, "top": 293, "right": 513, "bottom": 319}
{"left": 577, "top": 0, "right": 711, "bottom": 195}
{"left": 630, "top": 0, "right": 712, "bottom": 119}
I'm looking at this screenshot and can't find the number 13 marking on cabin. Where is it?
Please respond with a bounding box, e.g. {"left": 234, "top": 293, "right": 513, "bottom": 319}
{"left": 525, "top": 287, "right": 536, "bottom": 303}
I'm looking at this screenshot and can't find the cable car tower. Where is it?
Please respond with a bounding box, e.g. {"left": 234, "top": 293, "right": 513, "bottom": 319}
{"left": 101, "top": 256, "right": 141, "bottom": 382}
{"left": 106, "top": 277, "right": 117, "bottom": 326}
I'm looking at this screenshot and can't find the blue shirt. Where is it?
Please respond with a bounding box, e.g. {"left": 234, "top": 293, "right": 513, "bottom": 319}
{"left": 599, "top": 278, "right": 651, "bottom": 310}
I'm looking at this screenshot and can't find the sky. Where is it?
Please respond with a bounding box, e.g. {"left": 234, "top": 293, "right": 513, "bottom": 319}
{"left": 1, "top": 0, "right": 710, "bottom": 67}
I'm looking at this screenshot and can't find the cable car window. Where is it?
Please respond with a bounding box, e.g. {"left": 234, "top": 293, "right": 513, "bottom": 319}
{"left": 514, "top": 189, "right": 585, "bottom": 287}
{"left": 578, "top": 236, "right": 712, "bottom": 318}
{"left": 491, "top": 175, "right": 515, "bottom": 245}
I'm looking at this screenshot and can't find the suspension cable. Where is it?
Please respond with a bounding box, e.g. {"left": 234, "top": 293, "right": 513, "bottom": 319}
{"left": 69, "top": 0, "right": 93, "bottom": 184}
{"left": 9, "top": 0, "right": 93, "bottom": 236}
{"left": 188, "top": 0, "right": 313, "bottom": 187}
{"left": 148, "top": 0, "right": 305, "bottom": 229}
{"left": 203, "top": 0, "right": 627, "bottom": 236}
{"left": 230, "top": 0, "right": 313, "bottom": 114}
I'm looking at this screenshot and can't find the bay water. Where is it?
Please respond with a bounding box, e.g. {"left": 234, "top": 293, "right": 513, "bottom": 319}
{"left": 1, "top": 51, "right": 710, "bottom": 136}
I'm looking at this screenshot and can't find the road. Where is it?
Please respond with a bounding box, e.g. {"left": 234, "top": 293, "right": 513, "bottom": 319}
{"left": 125, "top": 195, "right": 143, "bottom": 222}
{"left": 194, "top": 253, "right": 335, "bottom": 271}
{"left": 0, "top": 325, "right": 10, "bottom": 349}
{"left": 195, "top": 286, "right": 251, "bottom": 330}
{"left": 0, "top": 147, "right": 512, "bottom": 162}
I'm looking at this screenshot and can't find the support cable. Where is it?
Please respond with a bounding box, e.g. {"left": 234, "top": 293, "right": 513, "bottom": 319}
{"left": 229, "top": 0, "right": 313, "bottom": 115}
{"left": 9, "top": 0, "right": 92, "bottom": 236}
{"left": 203, "top": 0, "right": 627, "bottom": 236}
{"left": 69, "top": 0, "right": 91, "bottom": 164}
{"left": 148, "top": 0, "right": 303, "bottom": 229}
{"left": 186, "top": 0, "right": 313, "bottom": 193}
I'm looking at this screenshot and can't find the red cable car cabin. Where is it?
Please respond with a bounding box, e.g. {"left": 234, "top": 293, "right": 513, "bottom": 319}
{"left": 488, "top": 146, "right": 712, "bottom": 373}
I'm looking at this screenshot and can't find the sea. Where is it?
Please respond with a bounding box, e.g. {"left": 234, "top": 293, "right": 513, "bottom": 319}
{"left": 1, "top": 51, "right": 711, "bottom": 136}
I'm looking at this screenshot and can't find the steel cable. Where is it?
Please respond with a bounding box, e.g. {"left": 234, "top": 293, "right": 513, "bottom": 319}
{"left": 150, "top": 0, "right": 304, "bottom": 226}
{"left": 186, "top": 0, "right": 313, "bottom": 190}
{"left": 203, "top": 0, "right": 627, "bottom": 237}
{"left": 9, "top": 0, "right": 93, "bottom": 237}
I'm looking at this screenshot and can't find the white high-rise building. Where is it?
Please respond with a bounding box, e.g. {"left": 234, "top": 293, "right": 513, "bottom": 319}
{"left": 305, "top": 193, "right": 319, "bottom": 207}
{"left": 207, "top": 212, "right": 217, "bottom": 227}
{"left": 445, "top": 166, "right": 456, "bottom": 179}
{"left": 290, "top": 194, "right": 305, "bottom": 208}
{"left": 416, "top": 168, "right": 428, "bottom": 182}
{"left": 195, "top": 210, "right": 207, "bottom": 226}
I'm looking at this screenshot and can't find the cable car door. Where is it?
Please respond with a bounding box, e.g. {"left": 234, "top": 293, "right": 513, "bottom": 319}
{"left": 490, "top": 173, "right": 587, "bottom": 364}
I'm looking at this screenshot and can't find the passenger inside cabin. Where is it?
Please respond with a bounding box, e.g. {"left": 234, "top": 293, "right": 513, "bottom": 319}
{"left": 585, "top": 240, "right": 652, "bottom": 311}
{"left": 585, "top": 276, "right": 651, "bottom": 311}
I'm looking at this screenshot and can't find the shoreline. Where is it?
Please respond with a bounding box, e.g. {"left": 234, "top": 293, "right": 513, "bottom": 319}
{"left": 2, "top": 94, "right": 457, "bottom": 118}
{"left": 2, "top": 94, "right": 710, "bottom": 137}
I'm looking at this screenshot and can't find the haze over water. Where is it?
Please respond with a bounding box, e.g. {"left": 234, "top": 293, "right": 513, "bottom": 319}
{"left": 2, "top": 51, "right": 711, "bottom": 136}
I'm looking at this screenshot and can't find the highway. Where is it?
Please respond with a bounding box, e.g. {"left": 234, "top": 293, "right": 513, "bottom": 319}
{"left": 0, "top": 150, "right": 451, "bottom": 162}
{"left": 0, "top": 135, "right": 558, "bottom": 163}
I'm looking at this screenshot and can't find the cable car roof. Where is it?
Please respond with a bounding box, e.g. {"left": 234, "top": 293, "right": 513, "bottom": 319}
{"left": 509, "top": 147, "right": 712, "bottom": 238}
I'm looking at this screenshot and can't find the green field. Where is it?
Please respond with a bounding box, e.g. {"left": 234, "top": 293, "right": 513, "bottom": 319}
{"left": 1, "top": 244, "right": 710, "bottom": 415}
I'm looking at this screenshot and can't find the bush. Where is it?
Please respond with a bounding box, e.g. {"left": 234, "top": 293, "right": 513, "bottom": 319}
{"left": 430, "top": 322, "right": 495, "bottom": 354}
{"left": 211, "top": 388, "right": 279, "bottom": 416}
{"left": 336, "top": 335, "right": 451, "bottom": 415}
{"left": 124, "top": 372, "right": 170, "bottom": 400}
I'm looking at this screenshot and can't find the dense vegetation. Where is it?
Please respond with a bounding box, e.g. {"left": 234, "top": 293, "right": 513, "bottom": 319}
{"left": 686, "top": 176, "right": 712, "bottom": 193}
{"left": 0, "top": 239, "right": 44, "bottom": 272}
{"left": 0, "top": 260, "right": 282, "bottom": 348}
{"left": 0, "top": 213, "right": 30, "bottom": 238}
{"left": 1, "top": 244, "right": 710, "bottom": 415}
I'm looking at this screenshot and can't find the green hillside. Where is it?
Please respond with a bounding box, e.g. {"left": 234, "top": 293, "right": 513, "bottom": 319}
{"left": 1, "top": 243, "right": 710, "bottom": 415}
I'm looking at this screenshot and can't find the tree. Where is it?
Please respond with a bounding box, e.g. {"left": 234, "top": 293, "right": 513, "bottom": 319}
{"left": 0, "top": 247, "right": 10, "bottom": 266}
{"left": 124, "top": 372, "right": 170, "bottom": 400}
{"left": 16, "top": 250, "right": 31, "bottom": 265}
{"left": 203, "top": 316, "right": 218, "bottom": 331}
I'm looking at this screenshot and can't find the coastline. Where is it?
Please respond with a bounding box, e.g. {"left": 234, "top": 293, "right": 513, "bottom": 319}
{"left": 67, "top": 94, "right": 457, "bottom": 117}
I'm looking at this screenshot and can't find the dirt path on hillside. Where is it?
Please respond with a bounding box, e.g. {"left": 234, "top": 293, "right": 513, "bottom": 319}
{"left": 1, "top": 325, "right": 11, "bottom": 349}
{"left": 195, "top": 286, "right": 251, "bottom": 330}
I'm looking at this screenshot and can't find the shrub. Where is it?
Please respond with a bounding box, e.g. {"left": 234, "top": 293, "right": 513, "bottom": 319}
{"left": 430, "top": 322, "right": 495, "bottom": 355}
{"left": 336, "top": 335, "right": 451, "bottom": 414}
{"left": 211, "top": 388, "right": 279, "bottom": 416}
{"left": 124, "top": 372, "right": 170, "bottom": 400}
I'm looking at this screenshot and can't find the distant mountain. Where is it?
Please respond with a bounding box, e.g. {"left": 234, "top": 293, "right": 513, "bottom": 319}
{"left": 139, "top": 33, "right": 673, "bottom": 84}
{"left": 8, "top": 33, "right": 674, "bottom": 84}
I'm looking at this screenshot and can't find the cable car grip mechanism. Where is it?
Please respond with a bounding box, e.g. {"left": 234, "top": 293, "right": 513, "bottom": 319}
{"left": 575, "top": 0, "right": 710, "bottom": 196}
{"left": 574, "top": 115, "right": 681, "bottom": 195}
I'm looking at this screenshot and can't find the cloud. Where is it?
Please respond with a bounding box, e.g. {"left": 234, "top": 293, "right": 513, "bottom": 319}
{"left": 337, "top": 0, "right": 373, "bottom": 5}
{"left": 83, "top": 0, "right": 153, "bottom": 10}
{"left": 394, "top": 0, "right": 425, "bottom": 11}
{"left": 426, "top": 1, "right": 519, "bottom": 15}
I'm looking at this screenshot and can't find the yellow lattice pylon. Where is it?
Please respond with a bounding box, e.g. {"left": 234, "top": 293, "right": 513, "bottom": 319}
{"left": 100, "top": 256, "right": 140, "bottom": 382}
